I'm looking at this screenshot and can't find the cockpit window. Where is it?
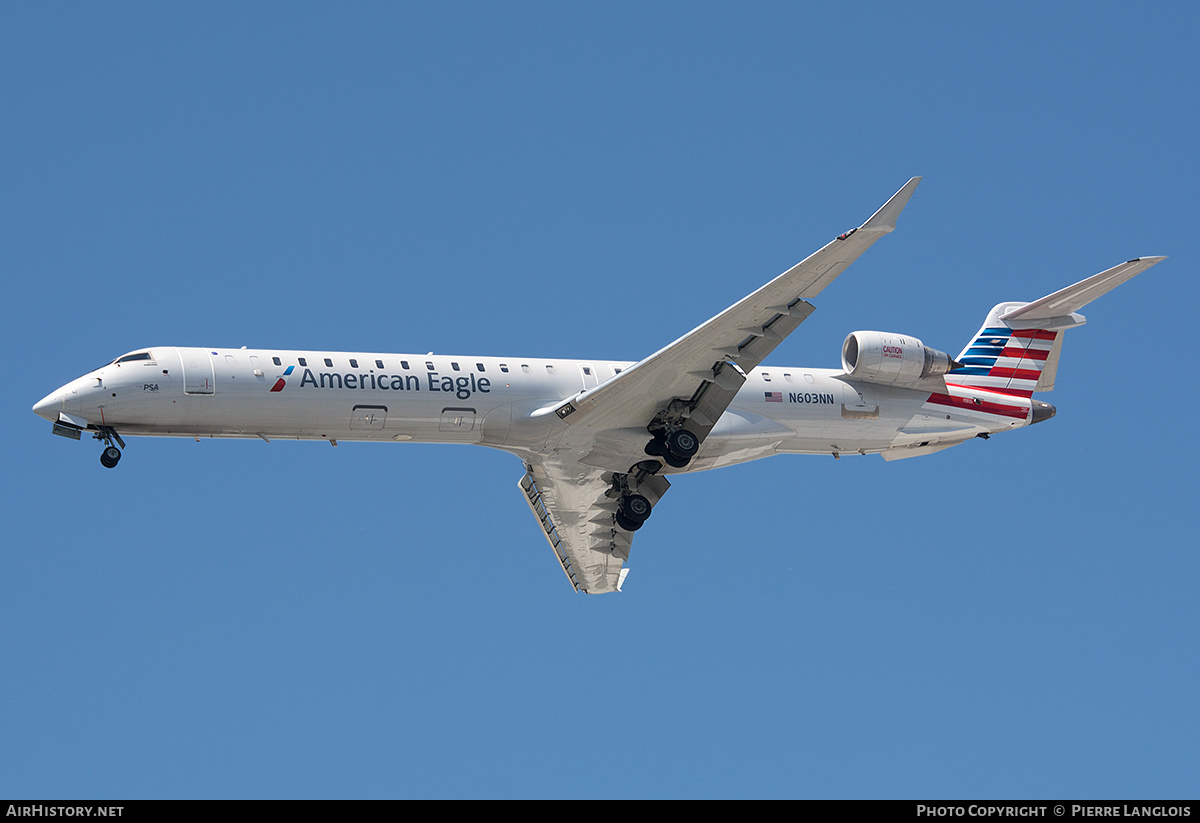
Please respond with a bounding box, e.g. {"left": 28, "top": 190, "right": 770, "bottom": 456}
{"left": 114, "top": 351, "right": 153, "bottom": 364}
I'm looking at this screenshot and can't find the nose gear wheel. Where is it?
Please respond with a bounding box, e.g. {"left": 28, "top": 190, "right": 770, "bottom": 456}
{"left": 93, "top": 427, "right": 126, "bottom": 469}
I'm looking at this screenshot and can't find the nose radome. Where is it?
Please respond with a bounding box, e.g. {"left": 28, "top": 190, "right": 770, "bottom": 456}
{"left": 32, "top": 390, "right": 63, "bottom": 422}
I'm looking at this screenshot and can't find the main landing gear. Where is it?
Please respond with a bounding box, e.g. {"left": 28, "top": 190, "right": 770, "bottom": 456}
{"left": 94, "top": 427, "right": 125, "bottom": 469}
{"left": 609, "top": 410, "right": 699, "bottom": 534}
{"left": 608, "top": 461, "right": 669, "bottom": 533}
{"left": 644, "top": 427, "right": 700, "bottom": 469}
{"left": 616, "top": 492, "right": 652, "bottom": 532}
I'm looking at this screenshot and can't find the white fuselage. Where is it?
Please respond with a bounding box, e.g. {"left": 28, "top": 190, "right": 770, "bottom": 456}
{"left": 28, "top": 177, "right": 1151, "bottom": 595}
{"left": 34, "top": 346, "right": 1035, "bottom": 471}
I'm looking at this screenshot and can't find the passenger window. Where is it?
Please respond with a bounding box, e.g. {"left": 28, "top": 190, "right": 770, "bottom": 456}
{"left": 426, "top": 361, "right": 434, "bottom": 371}
{"left": 451, "top": 362, "right": 460, "bottom": 371}
{"left": 273, "top": 357, "right": 282, "bottom": 366}
{"left": 763, "top": 372, "right": 771, "bottom": 382}
{"left": 521, "top": 365, "right": 531, "bottom": 373}
{"left": 375, "top": 359, "right": 384, "bottom": 369}
{"left": 546, "top": 365, "right": 556, "bottom": 374}
{"left": 500, "top": 364, "right": 509, "bottom": 373}
{"left": 476, "top": 362, "right": 485, "bottom": 372}
{"left": 401, "top": 360, "right": 410, "bottom": 370}
{"left": 324, "top": 358, "right": 333, "bottom": 367}
{"left": 349, "top": 359, "right": 358, "bottom": 369}
{"left": 298, "top": 358, "right": 307, "bottom": 367}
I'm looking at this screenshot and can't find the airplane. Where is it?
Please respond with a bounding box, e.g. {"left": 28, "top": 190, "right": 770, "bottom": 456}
{"left": 32, "top": 178, "right": 1165, "bottom": 594}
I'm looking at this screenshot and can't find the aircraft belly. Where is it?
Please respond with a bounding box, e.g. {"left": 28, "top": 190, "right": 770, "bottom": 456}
{"left": 765, "top": 382, "right": 943, "bottom": 455}
{"left": 691, "top": 409, "right": 794, "bottom": 470}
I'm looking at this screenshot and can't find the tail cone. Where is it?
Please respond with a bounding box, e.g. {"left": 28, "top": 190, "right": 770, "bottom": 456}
{"left": 1031, "top": 400, "right": 1056, "bottom": 425}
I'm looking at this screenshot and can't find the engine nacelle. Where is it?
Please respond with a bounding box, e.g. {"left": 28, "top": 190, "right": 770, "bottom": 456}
{"left": 841, "top": 331, "right": 958, "bottom": 387}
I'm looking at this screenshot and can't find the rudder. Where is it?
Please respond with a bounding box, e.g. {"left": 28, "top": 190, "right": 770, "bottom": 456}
{"left": 951, "top": 304, "right": 1064, "bottom": 397}
{"left": 949, "top": 256, "right": 1165, "bottom": 397}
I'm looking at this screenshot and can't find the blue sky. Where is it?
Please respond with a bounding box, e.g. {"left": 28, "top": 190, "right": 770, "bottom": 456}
{"left": 3, "top": 2, "right": 1197, "bottom": 799}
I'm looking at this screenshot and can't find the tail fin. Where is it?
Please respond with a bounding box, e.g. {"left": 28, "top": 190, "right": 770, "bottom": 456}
{"left": 949, "top": 257, "right": 1165, "bottom": 397}
{"left": 951, "top": 310, "right": 1063, "bottom": 396}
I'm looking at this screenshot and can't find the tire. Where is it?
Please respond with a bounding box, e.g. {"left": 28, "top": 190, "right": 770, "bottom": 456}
{"left": 661, "top": 451, "right": 690, "bottom": 469}
{"left": 666, "top": 429, "right": 699, "bottom": 458}
{"left": 615, "top": 510, "right": 642, "bottom": 532}
{"left": 100, "top": 446, "right": 121, "bottom": 468}
{"left": 619, "top": 493, "right": 652, "bottom": 524}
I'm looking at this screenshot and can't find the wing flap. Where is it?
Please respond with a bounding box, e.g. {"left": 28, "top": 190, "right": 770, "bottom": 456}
{"left": 519, "top": 470, "right": 585, "bottom": 591}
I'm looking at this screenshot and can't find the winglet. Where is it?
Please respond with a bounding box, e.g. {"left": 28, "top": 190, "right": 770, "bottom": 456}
{"left": 860, "top": 176, "right": 922, "bottom": 233}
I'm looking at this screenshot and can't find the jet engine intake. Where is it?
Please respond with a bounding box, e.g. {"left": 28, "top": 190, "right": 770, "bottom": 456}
{"left": 841, "top": 331, "right": 959, "bottom": 387}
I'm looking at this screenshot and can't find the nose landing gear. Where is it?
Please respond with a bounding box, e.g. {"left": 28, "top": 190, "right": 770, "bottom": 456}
{"left": 93, "top": 427, "right": 126, "bottom": 469}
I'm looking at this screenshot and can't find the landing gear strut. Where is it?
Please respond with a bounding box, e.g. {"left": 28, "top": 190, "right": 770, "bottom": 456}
{"left": 94, "top": 427, "right": 125, "bottom": 469}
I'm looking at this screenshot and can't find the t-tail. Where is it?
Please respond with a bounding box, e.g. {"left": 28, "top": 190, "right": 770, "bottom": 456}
{"left": 948, "top": 257, "right": 1166, "bottom": 410}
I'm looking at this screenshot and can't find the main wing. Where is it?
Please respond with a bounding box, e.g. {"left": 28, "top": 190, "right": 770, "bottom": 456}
{"left": 519, "top": 459, "right": 670, "bottom": 594}
{"left": 543, "top": 177, "right": 922, "bottom": 443}
{"left": 520, "top": 179, "right": 922, "bottom": 593}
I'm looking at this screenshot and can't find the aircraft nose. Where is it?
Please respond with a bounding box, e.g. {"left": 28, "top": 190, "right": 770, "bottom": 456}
{"left": 33, "top": 377, "right": 85, "bottom": 422}
{"left": 32, "top": 389, "right": 63, "bottom": 422}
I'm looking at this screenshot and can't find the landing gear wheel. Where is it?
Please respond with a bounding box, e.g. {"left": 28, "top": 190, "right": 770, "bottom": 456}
{"left": 618, "top": 493, "right": 652, "bottom": 525}
{"left": 666, "top": 429, "right": 699, "bottom": 459}
{"left": 93, "top": 427, "right": 126, "bottom": 468}
{"left": 661, "top": 450, "right": 690, "bottom": 469}
{"left": 615, "top": 510, "right": 642, "bottom": 532}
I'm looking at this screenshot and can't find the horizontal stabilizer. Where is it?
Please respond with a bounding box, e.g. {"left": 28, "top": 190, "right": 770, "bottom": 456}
{"left": 1001, "top": 257, "right": 1165, "bottom": 322}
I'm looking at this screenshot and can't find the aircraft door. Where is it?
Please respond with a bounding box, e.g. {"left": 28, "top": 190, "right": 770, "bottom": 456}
{"left": 179, "top": 348, "right": 215, "bottom": 395}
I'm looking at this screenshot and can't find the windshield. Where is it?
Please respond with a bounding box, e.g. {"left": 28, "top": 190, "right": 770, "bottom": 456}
{"left": 112, "top": 351, "right": 153, "bottom": 365}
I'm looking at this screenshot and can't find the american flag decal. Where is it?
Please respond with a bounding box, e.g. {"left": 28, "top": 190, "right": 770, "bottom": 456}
{"left": 765, "top": 391, "right": 782, "bottom": 402}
